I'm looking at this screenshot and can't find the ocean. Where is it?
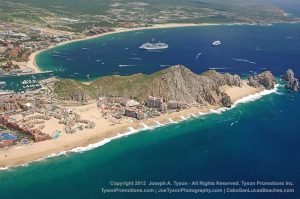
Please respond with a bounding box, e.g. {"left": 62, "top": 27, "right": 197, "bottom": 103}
{"left": 35, "top": 24, "right": 300, "bottom": 80}
{"left": 0, "top": 24, "right": 299, "bottom": 199}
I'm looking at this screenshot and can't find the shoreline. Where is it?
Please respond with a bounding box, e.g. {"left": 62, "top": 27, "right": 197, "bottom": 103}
{"left": 22, "top": 21, "right": 300, "bottom": 75}
{"left": 26, "top": 22, "right": 249, "bottom": 74}
{"left": 0, "top": 83, "right": 278, "bottom": 169}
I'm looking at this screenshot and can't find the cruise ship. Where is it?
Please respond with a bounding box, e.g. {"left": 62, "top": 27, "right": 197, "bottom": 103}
{"left": 139, "top": 41, "right": 168, "bottom": 50}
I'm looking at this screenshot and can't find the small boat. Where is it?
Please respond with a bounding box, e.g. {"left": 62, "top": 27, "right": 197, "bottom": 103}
{"left": 212, "top": 40, "right": 222, "bottom": 46}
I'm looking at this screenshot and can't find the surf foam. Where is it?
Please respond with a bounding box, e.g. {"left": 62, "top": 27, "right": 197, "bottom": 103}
{"left": 0, "top": 85, "right": 280, "bottom": 170}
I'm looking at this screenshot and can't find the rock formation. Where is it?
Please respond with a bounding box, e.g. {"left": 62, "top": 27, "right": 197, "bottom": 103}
{"left": 54, "top": 65, "right": 275, "bottom": 108}
{"left": 283, "top": 69, "right": 299, "bottom": 92}
{"left": 221, "top": 92, "right": 232, "bottom": 108}
{"left": 248, "top": 71, "right": 276, "bottom": 90}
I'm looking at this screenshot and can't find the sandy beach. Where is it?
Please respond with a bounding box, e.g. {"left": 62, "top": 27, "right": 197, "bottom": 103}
{"left": 1, "top": 22, "right": 270, "bottom": 169}
{"left": 0, "top": 83, "right": 267, "bottom": 168}
{"left": 25, "top": 22, "right": 228, "bottom": 73}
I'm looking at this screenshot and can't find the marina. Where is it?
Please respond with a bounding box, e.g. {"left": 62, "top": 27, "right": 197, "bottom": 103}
{"left": 0, "top": 0, "right": 300, "bottom": 198}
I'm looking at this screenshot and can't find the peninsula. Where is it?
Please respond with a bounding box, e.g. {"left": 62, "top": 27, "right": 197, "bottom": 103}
{"left": 0, "top": 65, "right": 279, "bottom": 168}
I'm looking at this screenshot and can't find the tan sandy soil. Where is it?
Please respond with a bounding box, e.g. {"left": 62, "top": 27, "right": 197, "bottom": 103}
{"left": 0, "top": 84, "right": 263, "bottom": 168}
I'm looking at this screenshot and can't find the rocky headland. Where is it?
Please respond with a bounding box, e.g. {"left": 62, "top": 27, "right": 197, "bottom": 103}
{"left": 248, "top": 71, "right": 277, "bottom": 90}
{"left": 1, "top": 65, "right": 279, "bottom": 168}
{"left": 54, "top": 65, "right": 277, "bottom": 109}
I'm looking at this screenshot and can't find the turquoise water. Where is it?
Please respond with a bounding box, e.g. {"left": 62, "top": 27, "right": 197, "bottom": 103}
{"left": 0, "top": 86, "right": 299, "bottom": 199}
{"left": 1, "top": 24, "right": 300, "bottom": 198}
{"left": 36, "top": 24, "right": 300, "bottom": 81}
{"left": 0, "top": 72, "right": 54, "bottom": 92}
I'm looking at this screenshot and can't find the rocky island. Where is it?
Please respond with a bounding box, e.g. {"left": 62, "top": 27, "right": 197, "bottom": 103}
{"left": 283, "top": 69, "right": 299, "bottom": 92}
{"left": 0, "top": 65, "right": 278, "bottom": 167}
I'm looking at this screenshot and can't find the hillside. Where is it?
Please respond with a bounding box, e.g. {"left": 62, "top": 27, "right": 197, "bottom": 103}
{"left": 0, "top": 0, "right": 297, "bottom": 32}
{"left": 53, "top": 65, "right": 278, "bottom": 108}
{"left": 54, "top": 65, "right": 244, "bottom": 107}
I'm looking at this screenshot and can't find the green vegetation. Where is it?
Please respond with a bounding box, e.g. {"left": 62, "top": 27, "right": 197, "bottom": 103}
{"left": 0, "top": 0, "right": 297, "bottom": 32}
{"left": 53, "top": 78, "right": 91, "bottom": 99}
{"left": 53, "top": 65, "right": 167, "bottom": 99}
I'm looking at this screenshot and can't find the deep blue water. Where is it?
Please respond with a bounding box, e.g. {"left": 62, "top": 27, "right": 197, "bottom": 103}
{"left": 36, "top": 24, "right": 300, "bottom": 81}
{"left": 0, "top": 86, "right": 299, "bottom": 199}
{"left": 1, "top": 24, "right": 300, "bottom": 199}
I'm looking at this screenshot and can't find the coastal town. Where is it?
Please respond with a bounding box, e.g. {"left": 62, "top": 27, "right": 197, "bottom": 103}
{"left": 0, "top": 58, "right": 298, "bottom": 158}
{"left": 0, "top": 13, "right": 299, "bottom": 163}
{"left": 1, "top": 0, "right": 300, "bottom": 76}
{"left": 0, "top": 0, "right": 299, "bottom": 168}
{"left": 1, "top": 1, "right": 300, "bottom": 199}
{"left": 0, "top": 75, "right": 192, "bottom": 149}
{"left": 0, "top": 21, "right": 116, "bottom": 77}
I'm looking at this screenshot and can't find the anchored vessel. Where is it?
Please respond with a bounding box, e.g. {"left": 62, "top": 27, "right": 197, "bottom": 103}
{"left": 139, "top": 40, "right": 168, "bottom": 50}
{"left": 212, "top": 40, "right": 222, "bottom": 46}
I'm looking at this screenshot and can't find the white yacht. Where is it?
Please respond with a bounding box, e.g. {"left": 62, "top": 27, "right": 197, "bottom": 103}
{"left": 212, "top": 40, "right": 222, "bottom": 46}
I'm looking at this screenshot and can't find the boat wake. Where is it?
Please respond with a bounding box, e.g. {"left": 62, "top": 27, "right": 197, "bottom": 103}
{"left": 195, "top": 52, "right": 203, "bottom": 61}
{"left": 232, "top": 58, "right": 256, "bottom": 65}
{"left": 53, "top": 54, "right": 69, "bottom": 58}
{"left": 209, "top": 67, "right": 231, "bottom": 70}
{"left": 130, "top": 58, "right": 142, "bottom": 61}
{"left": 118, "top": 64, "right": 136, "bottom": 68}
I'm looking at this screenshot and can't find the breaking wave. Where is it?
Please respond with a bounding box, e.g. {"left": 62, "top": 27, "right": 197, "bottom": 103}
{"left": 209, "top": 84, "right": 280, "bottom": 115}
{"left": 0, "top": 85, "right": 280, "bottom": 170}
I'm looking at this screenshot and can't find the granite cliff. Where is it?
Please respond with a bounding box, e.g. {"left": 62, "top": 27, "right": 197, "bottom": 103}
{"left": 283, "top": 69, "right": 299, "bottom": 92}
{"left": 248, "top": 71, "right": 277, "bottom": 90}
{"left": 54, "top": 65, "right": 276, "bottom": 107}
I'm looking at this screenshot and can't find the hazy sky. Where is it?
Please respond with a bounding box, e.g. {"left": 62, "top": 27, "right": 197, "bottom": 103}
{"left": 201, "top": 0, "right": 300, "bottom": 16}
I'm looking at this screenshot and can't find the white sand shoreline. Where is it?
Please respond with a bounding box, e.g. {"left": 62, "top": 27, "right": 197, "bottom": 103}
{"left": 26, "top": 22, "right": 251, "bottom": 73}
{"left": 0, "top": 83, "right": 279, "bottom": 169}
{"left": 1, "top": 22, "right": 280, "bottom": 169}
